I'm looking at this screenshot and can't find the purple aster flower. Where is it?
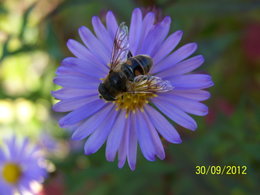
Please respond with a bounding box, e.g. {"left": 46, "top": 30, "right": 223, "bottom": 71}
{"left": 0, "top": 136, "right": 47, "bottom": 194}
{"left": 52, "top": 8, "right": 214, "bottom": 170}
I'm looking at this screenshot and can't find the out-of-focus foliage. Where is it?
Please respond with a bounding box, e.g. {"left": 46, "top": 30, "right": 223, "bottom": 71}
{"left": 0, "top": 0, "right": 259, "bottom": 194}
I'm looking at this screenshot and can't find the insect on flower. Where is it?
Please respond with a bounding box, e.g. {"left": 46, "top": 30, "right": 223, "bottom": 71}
{"left": 52, "top": 8, "right": 214, "bottom": 170}
{"left": 98, "top": 22, "right": 173, "bottom": 103}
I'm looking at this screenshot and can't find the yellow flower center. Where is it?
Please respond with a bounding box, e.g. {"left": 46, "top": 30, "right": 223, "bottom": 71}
{"left": 2, "top": 162, "right": 22, "bottom": 184}
{"left": 115, "top": 93, "right": 157, "bottom": 116}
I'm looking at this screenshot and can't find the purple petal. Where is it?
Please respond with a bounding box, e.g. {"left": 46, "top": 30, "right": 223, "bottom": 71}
{"left": 127, "top": 112, "right": 137, "bottom": 171}
{"left": 53, "top": 75, "right": 98, "bottom": 89}
{"left": 152, "top": 30, "right": 183, "bottom": 64}
{"left": 61, "top": 57, "right": 107, "bottom": 77}
{"left": 62, "top": 120, "right": 83, "bottom": 130}
{"left": 18, "top": 178, "right": 33, "bottom": 193}
{"left": 52, "top": 88, "right": 97, "bottom": 100}
{"left": 135, "top": 111, "right": 156, "bottom": 161}
{"left": 169, "top": 74, "right": 214, "bottom": 90}
{"left": 157, "top": 55, "right": 204, "bottom": 78}
{"left": 153, "top": 43, "right": 198, "bottom": 73}
{"left": 78, "top": 26, "right": 110, "bottom": 65}
{"left": 106, "top": 110, "right": 126, "bottom": 162}
{"left": 142, "top": 12, "right": 155, "bottom": 36}
{"left": 55, "top": 66, "right": 85, "bottom": 77}
{"left": 59, "top": 99, "right": 105, "bottom": 127}
{"left": 92, "top": 16, "right": 113, "bottom": 52}
{"left": 156, "top": 94, "right": 208, "bottom": 116}
{"left": 55, "top": 66, "right": 92, "bottom": 78}
{"left": 172, "top": 89, "right": 211, "bottom": 101}
{"left": 143, "top": 112, "right": 165, "bottom": 160}
{"left": 0, "top": 148, "right": 5, "bottom": 161}
{"left": 67, "top": 39, "right": 90, "bottom": 60}
{"left": 152, "top": 98, "right": 197, "bottom": 131}
{"left": 129, "top": 8, "right": 143, "bottom": 55}
{"left": 135, "top": 12, "right": 155, "bottom": 54}
{"left": 67, "top": 39, "right": 107, "bottom": 69}
{"left": 0, "top": 182, "right": 13, "bottom": 195}
{"left": 6, "top": 136, "right": 17, "bottom": 160}
{"left": 106, "top": 11, "right": 118, "bottom": 39}
{"left": 144, "top": 105, "right": 182, "bottom": 144}
{"left": 53, "top": 94, "right": 97, "bottom": 112}
{"left": 72, "top": 104, "right": 115, "bottom": 140}
{"left": 141, "top": 16, "right": 171, "bottom": 56}
{"left": 84, "top": 111, "right": 118, "bottom": 155}
{"left": 118, "top": 116, "right": 130, "bottom": 169}
{"left": 17, "top": 138, "right": 30, "bottom": 159}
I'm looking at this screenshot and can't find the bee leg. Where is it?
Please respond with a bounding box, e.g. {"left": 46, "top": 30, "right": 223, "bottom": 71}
{"left": 127, "top": 51, "right": 133, "bottom": 58}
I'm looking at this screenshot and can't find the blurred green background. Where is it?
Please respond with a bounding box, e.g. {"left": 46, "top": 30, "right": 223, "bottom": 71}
{"left": 0, "top": 0, "right": 259, "bottom": 194}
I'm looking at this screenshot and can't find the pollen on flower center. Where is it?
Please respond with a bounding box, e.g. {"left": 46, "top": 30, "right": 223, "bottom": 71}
{"left": 2, "top": 162, "right": 22, "bottom": 184}
{"left": 115, "top": 93, "right": 157, "bottom": 115}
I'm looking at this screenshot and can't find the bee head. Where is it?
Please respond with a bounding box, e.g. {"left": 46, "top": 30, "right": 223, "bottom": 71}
{"left": 98, "top": 83, "right": 116, "bottom": 101}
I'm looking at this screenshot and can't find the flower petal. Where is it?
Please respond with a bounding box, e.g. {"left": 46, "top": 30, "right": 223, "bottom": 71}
{"left": 106, "top": 11, "right": 118, "bottom": 39}
{"left": 172, "top": 89, "right": 211, "bottom": 101}
{"left": 127, "top": 112, "right": 137, "bottom": 171}
{"left": 129, "top": 8, "right": 143, "bottom": 55}
{"left": 0, "top": 148, "right": 5, "bottom": 161}
{"left": 53, "top": 94, "right": 97, "bottom": 112}
{"left": 53, "top": 75, "right": 98, "bottom": 89}
{"left": 106, "top": 110, "right": 126, "bottom": 162}
{"left": 135, "top": 111, "right": 156, "bottom": 161}
{"left": 135, "top": 12, "right": 155, "bottom": 54}
{"left": 67, "top": 39, "right": 107, "bottom": 70}
{"left": 52, "top": 88, "right": 97, "bottom": 100}
{"left": 144, "top": 105, "right": 182, "bottom": 144}
{"left": 55, "top": 66, "right": 84, "bottom": 77}
{"left": 157, "top": 55, "right": 204, "bottom": 78}
{"left": 152, "top": 30, "right": 183, "bottom": 64}
{"left": 67, "top": 39, "right": 90, "bottom": 61}
{"left": 141, "top": 16, "right": 171, "bottom": 56}
{"left": 143, "top": 112, "right": 165, "bottom": 160}
{"left": 59, "top": 99, "right": 105, "bottom": 127}
{"left": 79, "top": 26, "right": 110, "bottom": 65}
{"left": 153, "top": 43, "right": 198, "bottom": 73}
{"left": 118, "top": 117, "right": 130, "bottom": 168}
{"left": 156, "top": 94, "right": 208, "bottom": 116}
{"left": 61, "top": 57, "right": 107, "bottom": 77}
{"left": 92, "top": 16, "right": 113, "bottom": 52}
{"left": 152, "top": 98, "right": 197, "bottom": 131}
{"left": 6, "top": 136, "right": 17, "bottom": 159}
{"left": 169, "top": 74, "right": 214, "bottom": 90}
{"left": 0, "top": 181, "right": 13, "bottom": 195}
{"left": 72, "top": 104, "right": 114, "bottom": 140}
{"left": 84, "top": 111, "right": 118, "bottom": 155}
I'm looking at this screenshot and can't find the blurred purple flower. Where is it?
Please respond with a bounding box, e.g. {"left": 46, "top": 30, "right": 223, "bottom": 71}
{"left": 52, "top": 8, "right": 213, "bottom": 170}
{"left": 39, "top": 132, "right": 58, "bottom": 152}
{"left": 0, "top": 136, "right": 47, "bottom": 194}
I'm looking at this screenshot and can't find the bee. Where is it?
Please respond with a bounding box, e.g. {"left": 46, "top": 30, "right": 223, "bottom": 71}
{"left": 98, "top": 23, "right": 173, "bottom": 101}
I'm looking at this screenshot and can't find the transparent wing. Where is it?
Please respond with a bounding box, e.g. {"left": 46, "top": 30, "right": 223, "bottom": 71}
{"left": 110, "top": 22, "right": 129, "bottom": 70}
{"left": 127, "top": 75, "right": 173, "bottom": 93}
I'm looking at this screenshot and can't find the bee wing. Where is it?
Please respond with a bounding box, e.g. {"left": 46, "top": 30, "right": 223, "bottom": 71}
{"left": 128, "top": 75, "right": 173, "bottom": 93}
{"left": 110, "top": 22, "right": 129, "bottom": 70}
